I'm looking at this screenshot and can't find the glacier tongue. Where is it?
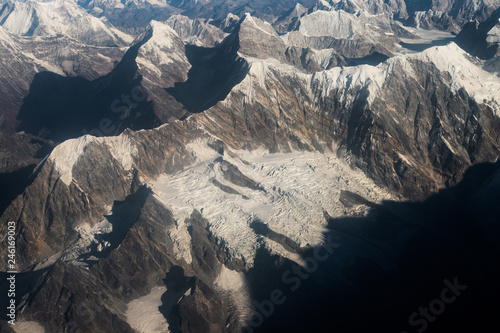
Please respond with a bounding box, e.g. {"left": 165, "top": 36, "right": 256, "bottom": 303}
{"left": 125, "top": 286, "right": 170, "bottom": 333}
{"left": 150, "top": 139, "right": 392, "bottom": 268}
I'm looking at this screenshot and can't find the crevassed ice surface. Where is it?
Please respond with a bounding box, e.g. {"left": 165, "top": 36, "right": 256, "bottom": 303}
{"left": 150, "top": 139, "right": 393, "bottom": 267}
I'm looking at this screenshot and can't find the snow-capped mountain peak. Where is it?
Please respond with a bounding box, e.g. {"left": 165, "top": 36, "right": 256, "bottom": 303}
{"left": 0, "top": 0, "right": 132, "bottom": 46}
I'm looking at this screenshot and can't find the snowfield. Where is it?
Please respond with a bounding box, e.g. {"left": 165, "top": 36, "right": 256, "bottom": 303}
{"left": 12, "top": 321, "right": 45, "bottom": 333}
{"left": 149, "top": 139, "right": 393, "bottom": 268}
{"left": 126, "top": 286, "right": 170, "bottom": 333}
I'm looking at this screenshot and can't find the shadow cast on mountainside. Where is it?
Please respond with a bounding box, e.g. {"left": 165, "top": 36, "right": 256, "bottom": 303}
{"left": 166, "top": 33, "right": 250, "bottom": 115}
{"left": 244, "top": 161, "right": 500, "bottom": 333}
{"left": 0, "top": 164, "right": 36, "bottom": 216}
{"left": 95, "top": 186, "right": 152, "bottom": 259}
{"left": 16, "top": 31, "right": 159, "bottom": 143}
{"left": 0, "top": 267, "right": 52, "bottom": 322}
{"left": 159, "top": 266, "right": 195, "bottom": 333}
{"left": 345, "top": 52, "right": 390, "bottom": 67}
{"left": 400, "top": 36, "right": 454, "bottom": 53}
{"left": 74, "top": 186, "right": 151, "bottom": 265}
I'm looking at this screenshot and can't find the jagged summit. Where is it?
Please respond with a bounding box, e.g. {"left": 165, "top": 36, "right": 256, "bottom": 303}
{"left": 166, "top": 14, "right": 228, "bottom": 47}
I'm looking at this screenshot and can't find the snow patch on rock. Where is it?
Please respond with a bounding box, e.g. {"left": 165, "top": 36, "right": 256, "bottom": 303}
{"left": 50, "top": 135, "right": 97, "bottom": 185}
{"left": 215, "top": 265, "right": 252, "bottom": 321}
{"left": 59, "top": 218, "right": 113, "bottom": 265}
{"left": 242, "top": 13, "right": 278, "bottom": 37}
{"left": 126, "top": 286, "right": 170, "bottom": 333}
{"left": 50, "top": 133, "right": 138, "bottom": 186}
{"left": 12, "top": 321, "right": 45, "bottom": 333}
{"left": 486, "top": 24, "right": 500, "bottom": 43}
{"left": 105, "top": 133, "right": 138, "bottom": 171}
{"left": 137, "top": 20, "right": 189, "bottom": 77}
{"left": 166, "top": 216, "right": 193, "bottom": 265}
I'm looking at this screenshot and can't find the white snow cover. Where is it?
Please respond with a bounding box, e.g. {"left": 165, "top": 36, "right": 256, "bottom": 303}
{"left": 215, "top": 265, "right": 246, "bottom": 292}
{"left": 235, "top": 55, "right": 386, "bottom": 105}
{"left": 139, "top": 21, "right": 186, "bottom": 63}
{"left": 411, "top": 43, "right": 500, "bottom": 114}
{"left": 228, "top": 56, "right": 310, "bottom": 105}
{"left": 126, "top": 286, "right": 170, "bottom": 333}
{"left": 311, "top": 62, "right": 388, "bottom": 104}
{"left": 0, "top": 0, "right": 131, "bottom": 46}
{"left": 242, "top": 13, "right": 278, "bottom": 37}
{"left": 49, "top": 133, "right": 138, "bottom": 186}
{"left": 50, "top": 135, "right": 97, "bottom": 185}
{"left": 0, "top": 26, "right": 18, "bottom": 49}
{"left": 238, "top": 42, "right": 500, "bottom": 112}
{"left": 280, "top": 8, "right": 400, "bottom": 47}
{"left": 136, "top": 20, "right": 190, "bottom": 77}
{"left": 146, "top": 20, "right": 177, "bottom": 49}
{"left": 312, "top": 42, "right": 500, "bottom": 109}
{"left": 105, "top": 133, "right": 138, "bottom": 171}
{"left": 297, "top": 10, "right": 356, "bottom": 38}
{"left": 165, "top": 14, "right": 228, "bottom": 47}
{"left": 486, "top": 24, "right": 500, "bottom": 43}
{"left": 215, "top": 265, "right": 252, "bottom": 321}
{"left": 12, "top": 321, "right": 45, "bottom": 333}
{"left": 150, "top": 139, "right": 392, "bottom": 268}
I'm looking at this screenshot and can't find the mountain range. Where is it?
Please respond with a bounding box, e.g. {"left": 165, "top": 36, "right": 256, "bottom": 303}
{"left": 0, "top": 0, "right": 499, "bottom": 332}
